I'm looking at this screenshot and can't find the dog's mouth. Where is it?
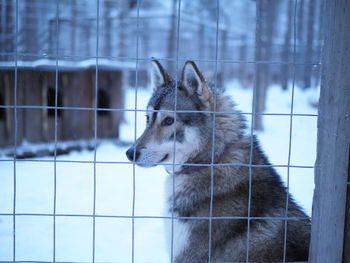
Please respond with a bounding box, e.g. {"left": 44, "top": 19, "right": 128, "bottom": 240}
{"left": 136, "top": 153, "right": 169, "bottom": 168}
{"left": 159, "top": 154, "right": 169, "bottom": 163}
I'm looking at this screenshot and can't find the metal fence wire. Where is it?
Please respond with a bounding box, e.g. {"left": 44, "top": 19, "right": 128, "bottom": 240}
{"left": 0, "top": 0, "right": 323, "bottom": 262}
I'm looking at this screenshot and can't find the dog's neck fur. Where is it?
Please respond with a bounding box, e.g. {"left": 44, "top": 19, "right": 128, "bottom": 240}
{"left": 174, "top": 145, "right": 228, "bottom": 175}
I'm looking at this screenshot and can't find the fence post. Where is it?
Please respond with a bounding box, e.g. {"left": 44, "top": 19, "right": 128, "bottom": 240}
{"left": 309, "top": 0, "right": 350, "bottom": 262}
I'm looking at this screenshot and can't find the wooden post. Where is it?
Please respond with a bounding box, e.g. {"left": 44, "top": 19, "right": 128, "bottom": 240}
{"left": 344, "top": 185, "right": 350, "bottom": 262}
{"left": 309, "top": 0, "right": 350, "bottom": 262}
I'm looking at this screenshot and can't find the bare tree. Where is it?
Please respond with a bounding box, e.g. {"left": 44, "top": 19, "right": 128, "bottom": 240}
{"left": 102, "top": 1, "right": 110, "bottom": 57}
{"left": 22, "top": 0, "right": 39, "bottom": 60}
{"left": 167, "top": 0, "right": 178, "bottom": 75}
{"left": 297, "top": 0, "right": 305, "bottom": 43}
{"left": 254, "top": 0, "right": 265, "bottom": 131}
{"left": 253, "top": 0, "right": 278, "bottom": 131}
{"left": 70, "top": 0, "right": 77, "bottom": 56}
{"left": 303, "top": 0, "right": 316, "bottom": 89}
{"left": 281, "top": 0, "right": 293, "bottom": 90}
{"left": 314, "top": 0, "right": 325, "bottom": 88}
{"left": 0, "top": 0, "right": 14, "bottom": 60}
{"left": 118, "top": 0, "right": 129, "bottom": 57}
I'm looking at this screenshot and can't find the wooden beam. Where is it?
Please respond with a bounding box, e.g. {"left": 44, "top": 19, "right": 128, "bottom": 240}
{"left": 309, "top": 0, "right": 350, "bottom": 262}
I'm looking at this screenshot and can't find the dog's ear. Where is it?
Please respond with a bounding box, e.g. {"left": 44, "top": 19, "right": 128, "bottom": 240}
{"left": 150, "top": 60, "right": 172, "bottom": 89}
{"left": 181, "top": 61, "right": 211, "bottom": 102}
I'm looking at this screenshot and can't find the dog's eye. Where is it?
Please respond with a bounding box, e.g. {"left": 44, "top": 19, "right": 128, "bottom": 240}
{"left": 162, "top": 116, "right": 174, "bottom": 126}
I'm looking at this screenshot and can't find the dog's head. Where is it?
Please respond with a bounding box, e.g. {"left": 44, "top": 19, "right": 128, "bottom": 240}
{"left": 126, "top": 60, "right": 215, "bottom": 172}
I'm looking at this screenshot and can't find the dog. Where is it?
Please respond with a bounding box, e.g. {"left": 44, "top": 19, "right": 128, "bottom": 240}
{"left": 126, "top": 60, "right": 310, "bottom": 262}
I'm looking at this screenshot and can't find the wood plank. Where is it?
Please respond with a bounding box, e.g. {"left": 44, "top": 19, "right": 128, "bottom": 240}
{"left": 344, "top": 184, "right": 350, "bottom": 262}
{"left": 23, "top": 70, "right": 43, "bottom": 142}
{"left": 309, "top": 0, "right": 350, "bottom": 262}
{"left": 110, "top": 70, "right": 123, "bottom": 139}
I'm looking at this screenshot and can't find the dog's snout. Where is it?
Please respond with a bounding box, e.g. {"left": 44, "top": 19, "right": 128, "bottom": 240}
{"left": 126, "top": 147, "right": 140, "bottom": 162}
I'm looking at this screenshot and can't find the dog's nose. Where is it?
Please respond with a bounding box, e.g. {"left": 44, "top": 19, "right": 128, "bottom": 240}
{"left": 126, "top": 147, "right": 140, "bottom": 162}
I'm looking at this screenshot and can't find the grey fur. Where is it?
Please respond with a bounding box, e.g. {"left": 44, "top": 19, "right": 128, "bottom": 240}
{"left": 126, "top": 61, "right": 310, "bottom": 262}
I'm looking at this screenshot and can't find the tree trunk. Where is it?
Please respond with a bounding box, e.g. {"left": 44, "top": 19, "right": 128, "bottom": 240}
{"left": 303, "top": 0, "right": 316, "bottom": 89}
{"left": 253, "top": 0, "right": 264, "bottom": 131}
{"left": 314, "top": 0, "right": 325, "bottom": 88}
{"left": 167, "top": 0, "right": 178, "bottom": 75}
{"left": 0, "top": 0, "right": 14, "bottom": 60}
{"left": 103, "top": 0, "right": 113, "bottom": 57}
{"left": 70, "top": 0, "right": 77, "bottom": 56}
{"left": 254, "top": 0, "right": 277, "bottom": 131}
{"left": 118, "top": 1, "right": 128, "bottom": 57}
{"left": 23, "top": 0, "right": 39, "bottom": 60}
{"left": 281, "top": 0, "right": 293, "bottom": 90}
{"left": 168, "top": 0, "right": 179, "bottom": 74}
{"left": 238, "top": 36, "right": 247, "bottom": 87}
{"left": 219, "top": 30, "right": 228, "bottom": 87}
{"left": 297, "top": 0, "right": 304, "bottom": 43}
{"left": 198, "top": 22, "right": 205, "bottom": 60}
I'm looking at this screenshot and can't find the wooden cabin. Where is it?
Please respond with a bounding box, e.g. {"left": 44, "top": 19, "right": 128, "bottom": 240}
{"left": 0, "top": 61, "right": 131, "bottom": 156}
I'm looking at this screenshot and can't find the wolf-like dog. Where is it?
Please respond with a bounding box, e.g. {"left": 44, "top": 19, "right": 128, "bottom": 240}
{"left": 126, "top": 60, "right": 310, "bottom": 262}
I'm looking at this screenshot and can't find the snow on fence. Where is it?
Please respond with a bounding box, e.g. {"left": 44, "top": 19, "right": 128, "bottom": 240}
{"left": 0, "top": 0, "right": 348, "bottom": 262}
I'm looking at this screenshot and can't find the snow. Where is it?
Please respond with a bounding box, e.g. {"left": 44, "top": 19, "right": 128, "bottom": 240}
{"left": 0, "top": 140, "right": 96, "bottom": 157}
{"left": 0, "top": 82, "right": 318, "bottom": 263}
{"left": 0, "top": 59, "right": 136, "bottom": 71}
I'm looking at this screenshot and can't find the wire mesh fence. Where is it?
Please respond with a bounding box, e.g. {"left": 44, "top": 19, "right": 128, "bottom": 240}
{"left": 0, "top": 0, "right": 323, "bottom": 262}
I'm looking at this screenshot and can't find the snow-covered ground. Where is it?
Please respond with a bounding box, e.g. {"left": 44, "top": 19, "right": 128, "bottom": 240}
{"left": 0, "top": 81, "right": 318, "bottom": 263}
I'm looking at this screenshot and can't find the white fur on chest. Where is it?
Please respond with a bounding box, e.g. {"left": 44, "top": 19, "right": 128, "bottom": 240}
{"left": 164, "top": 175, "right": 190, "bottom": 259}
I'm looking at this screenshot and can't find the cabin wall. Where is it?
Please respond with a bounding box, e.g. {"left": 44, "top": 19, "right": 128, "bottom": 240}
{"left": 96, "top": 70, "right": 124, "bottom": 139}
{"left": 0, "top": 71, "right": 15, "bottom": 147}
{"left": 61, "top": 70, "right": 94, "bottom": 141}
{"left": 0, "top": 68, "right": 125, "bottom": 150}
